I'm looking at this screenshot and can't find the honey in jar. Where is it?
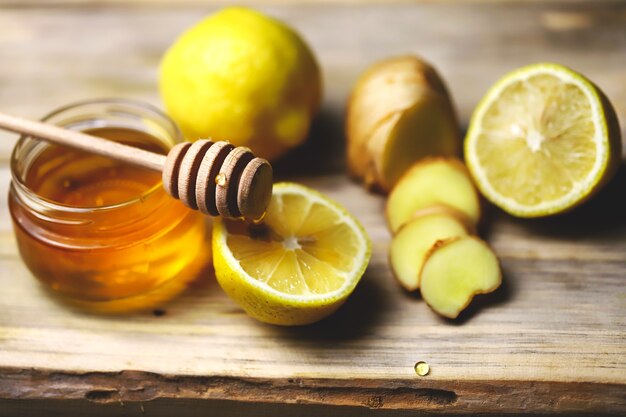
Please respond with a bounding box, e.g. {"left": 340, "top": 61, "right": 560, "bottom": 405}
{"left": 8, "top": 99, "right": 210, "bottom": 312}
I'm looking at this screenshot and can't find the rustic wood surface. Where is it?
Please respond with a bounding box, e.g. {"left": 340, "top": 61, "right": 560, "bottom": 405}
{"left": 0, "top": 1, "right": 625, "bottom": 415}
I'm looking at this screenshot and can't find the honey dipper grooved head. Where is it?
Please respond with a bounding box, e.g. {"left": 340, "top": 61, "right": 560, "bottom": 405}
{"left": 162, "top": 139, "right": 273, "bottom": 220}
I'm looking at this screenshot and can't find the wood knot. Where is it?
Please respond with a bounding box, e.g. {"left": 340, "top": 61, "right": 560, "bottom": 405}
{"left": 162, "top": 139, "right": 272, "bottom": 220}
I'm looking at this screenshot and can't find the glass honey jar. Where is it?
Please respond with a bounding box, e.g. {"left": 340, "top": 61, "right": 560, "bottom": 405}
{"left": 8, "top": 99, "right": 211, "bottom": 313}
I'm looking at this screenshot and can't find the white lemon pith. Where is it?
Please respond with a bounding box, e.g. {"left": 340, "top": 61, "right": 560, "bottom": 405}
{"left": 213, "top": 183, "right": 371, "bottom": 325}
{"left": 465, "top": 63, "right": 621, "bottom": 217}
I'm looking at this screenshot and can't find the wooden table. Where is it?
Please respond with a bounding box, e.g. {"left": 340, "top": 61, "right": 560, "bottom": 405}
{"left": 1, "top": 1, "right": 625, "bottom": 415}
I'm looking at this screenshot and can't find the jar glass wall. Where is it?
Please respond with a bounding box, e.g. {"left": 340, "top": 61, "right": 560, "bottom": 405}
{"left": 8, "top": 99, "right": 210, "bottom": 313}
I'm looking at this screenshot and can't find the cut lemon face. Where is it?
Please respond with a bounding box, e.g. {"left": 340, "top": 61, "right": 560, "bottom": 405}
{"left": 465, "top": 63, "right": 621, "bottom": 217}
{"left": 213, "top": 182, "right": 371, "bottom": 325}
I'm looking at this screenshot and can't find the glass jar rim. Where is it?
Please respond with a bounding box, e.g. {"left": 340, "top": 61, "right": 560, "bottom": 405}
{"left": 10, "top": 98, "right": 181, "bottom": 214}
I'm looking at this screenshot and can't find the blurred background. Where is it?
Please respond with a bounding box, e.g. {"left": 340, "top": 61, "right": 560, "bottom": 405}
{"left": 1, "top": 0, "right": 625, "bottom": 160}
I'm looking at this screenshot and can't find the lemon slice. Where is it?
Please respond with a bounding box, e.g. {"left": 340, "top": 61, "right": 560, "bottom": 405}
{"left": 213, "top": 182, "right": 371, "bottom": 325}
{"left": 465, "top": 63, "right": 621, "bottom": 217}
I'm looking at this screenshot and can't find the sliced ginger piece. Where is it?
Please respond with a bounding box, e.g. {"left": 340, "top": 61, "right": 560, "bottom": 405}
{"left": 386, "top": 158, "right": 481, "bottom": 233}
{"left": 408, "top": 204, "right": 475, "bottom": 224}
{"left": 389, "top": 206, "right": 472, "bottom": 291}
{"left": 420, "top": 236, "right": 501, "bottom": 319}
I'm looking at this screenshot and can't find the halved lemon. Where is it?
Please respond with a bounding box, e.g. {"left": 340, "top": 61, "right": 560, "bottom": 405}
{"left": 213, "top": 182, "right": 371, "bottom": 325}
{"left": 465, "top": 63, "right": 621, "bottom": 217}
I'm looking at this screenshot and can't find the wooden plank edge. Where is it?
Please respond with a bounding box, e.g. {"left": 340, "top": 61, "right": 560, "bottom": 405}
{"left": 0, "top": 367, "right": 624, "bottom": 414}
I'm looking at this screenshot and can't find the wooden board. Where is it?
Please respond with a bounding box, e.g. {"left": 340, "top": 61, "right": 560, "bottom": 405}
{"left": 0, "top": 1, "right": 625, "bottom": 415}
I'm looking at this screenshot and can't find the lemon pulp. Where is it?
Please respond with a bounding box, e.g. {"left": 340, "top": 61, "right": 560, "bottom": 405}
{"left": 465, "top": 63, "right": 620, "bottom": 217}
{"left": 227, "top": 193, "right": 362, "bottom": 295}
{"left": 213, "top": 183, "right": 371, "bottom": 325}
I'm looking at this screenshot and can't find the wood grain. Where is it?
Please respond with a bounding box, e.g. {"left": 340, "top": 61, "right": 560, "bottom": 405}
{"left": 0, "top": 1, "right": 625, "bottom": 415}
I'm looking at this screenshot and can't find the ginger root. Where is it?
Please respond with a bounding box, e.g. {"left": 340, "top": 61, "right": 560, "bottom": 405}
{"left": 346, "top": 55, "right": 460, "bottom": 192}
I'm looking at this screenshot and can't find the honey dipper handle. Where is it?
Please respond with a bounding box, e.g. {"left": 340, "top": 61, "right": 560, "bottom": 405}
{"left": 1, "top": 111, "right": 274, "bottom": 220}
{"left": 0, "top": 111, "right": 166, "bottom": 171}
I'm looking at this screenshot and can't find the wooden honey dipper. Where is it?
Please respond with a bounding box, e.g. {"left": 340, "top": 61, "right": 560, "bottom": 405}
{"left": 0, "top": 112, "right": 273, "bottom": 220}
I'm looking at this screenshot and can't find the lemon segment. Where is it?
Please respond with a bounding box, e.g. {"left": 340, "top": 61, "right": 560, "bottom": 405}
{"left": 213, "top": 183, "right": 371, "bottom": 325}
{"left": 465, "top": 63, "right": 621, "bottom": 217}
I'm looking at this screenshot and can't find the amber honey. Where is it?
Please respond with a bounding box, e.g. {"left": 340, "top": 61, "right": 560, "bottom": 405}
{"left": 25, "top": 127, "right": 167, "bottom": 208}
{"left": 9, "top": 99, "right": 210, "bottom": 312}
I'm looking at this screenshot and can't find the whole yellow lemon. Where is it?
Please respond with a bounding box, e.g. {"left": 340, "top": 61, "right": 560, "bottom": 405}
{"left": 159, "top": 7, "right": 322, "bottom": 161}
